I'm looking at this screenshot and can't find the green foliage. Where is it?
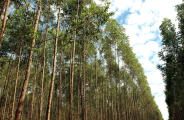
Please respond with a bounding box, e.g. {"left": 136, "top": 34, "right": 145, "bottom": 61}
{"left": 0, "top": 0, "right": 163, "bottom": 120}
{"left": 158, "top": 3, "right": 184, "bottom": 120}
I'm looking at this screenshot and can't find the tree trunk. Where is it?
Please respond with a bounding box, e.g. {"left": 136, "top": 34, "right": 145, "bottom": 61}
{"left": 95, "top": 39, "right": 98, "bottom": 120}
{"left": 82, "top": 25, "right": 86, "bottom": 120}
{"left": 15, "top": 3, "right": 41, "bottom": 120}
{"left": 58, "top": 41, "right": 63, "bottom": 120}
{"left": 58, "top": 13, "right": 65, "bottom": 120}
{"left": 2, "top": 63, "right": 16, "bottom": 120}
{"left": 10, "top": 38, "right": 23, "bottom": 120}
{"left": 90, "top": 62, "right": 93, "bottom": 119}
{"left": 39, "top": 21, "right": 49, "bottom": 120}
{"left": 118, "top": 55, "right": 121, "bottom": 120}
{"left": 29, "top": 60, "right": 38, "bottom": 120}
{"left": 0, "top": 1, "right": 6, "bottom": 24}
{"left": 77, "top": 62, "right": 81, "bottom": 120}
{"left": 69, "top": 0, "right": 79, "bottom": 120}
{"left": 46, "top": 3, "right": 61, "bottom": 120}
{"left": 0, "top": 0, "right": 10, "bottom": 49}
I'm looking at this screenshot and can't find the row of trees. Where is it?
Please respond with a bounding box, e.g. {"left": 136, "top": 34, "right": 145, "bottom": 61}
{"left": 158, "top": 2, "right": 184, "bottom": 120}
{"left": 0, "top": 0, "right": 163, "bottom": 120}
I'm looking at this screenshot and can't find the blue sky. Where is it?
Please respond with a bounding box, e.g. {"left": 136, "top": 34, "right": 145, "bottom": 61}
{"left": 95, "top": 0, "right": 182, "bottom": 119}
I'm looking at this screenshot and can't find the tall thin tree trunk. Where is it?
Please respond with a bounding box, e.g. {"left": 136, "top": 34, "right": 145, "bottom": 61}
{"left": 46, "top": 3, "right": 61, "bottom": 120}
{"left": 115, "top": 45, "right": 117, "bottom": 120}
{"left": 0, "top": 0, "right": 10, "bottom": 49}
{"left": 29, "top": 60, "right": 38, "bottom": 120}
{"left": 2, "top": 63, "right": 16, "bottom": 120}
{"left": 105, "top": 73, "right": 108, "bottom": 120}
{"left": 95, "top": 39, "right": 98, "bottom": 120}
{"left": 0, "top": 1, "right": 6, "bottom": 24}
{"left": 30, "top": 30, "right": 42, "bottom": 120}
{"left": 82, "top": 25, "right": 86, "bottom": 120}
{"left": 15, "top": 3, "right": 41, "bottom": 120}
{"left": 69, "top": 0, "right": 79, "bottom": 120}
{"left": 102, "top": 70, "right": 104, "bottom": 120}
{"left": 118, "top": 55, "right": 120, "bottom": 120}
{"left": 90, "top": 62, "right": 92, "bottom": 119}
{"left": 39, "top": 21, "right": 49, "bottom": 120}
{"left": 59, "top": 13, "right": 65, "bottom": 120}
{"left": 77, "top": 62, "right": 81, "bottom": 120}
{"left": 69, "top": 42, "right": 73, "bottom": 118}
{"left": 58, "top": 41, "right": 63, "bottom": 120}
{"left": 10, "top": 38, "right": 23, "bottom": 120}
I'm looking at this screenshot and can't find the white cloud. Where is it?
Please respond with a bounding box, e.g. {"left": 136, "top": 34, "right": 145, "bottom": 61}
{"left": 146, "top": 70, "right": 163, "bottom": 84}
{"left": 124, "top": 25, "right": 156, "bottom": 45}
{"left": 133, "top": 41, "right": 159, "bottom": 58}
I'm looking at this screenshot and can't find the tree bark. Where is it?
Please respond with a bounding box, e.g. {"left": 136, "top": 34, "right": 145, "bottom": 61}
{"left": 69, "top": 0, "right": 79, "bottom": 120}
{"left": 0, "top": 0, "right": 10, "bottom": 49}
{"left": 82, "top": 25, "right": 86, "bottom": 120}
{"left": 0, "top": 1, "right": 6, "bottom": 24}
{"left": 77, "top": 62, "right": 81, "bottom": 120}
{"left": 15, "top": 3, "right": 41, "bottom": 120}
{"left": 29, "top": 60, "right": 38, "bottom": 120}
{"left": 45, "top": 3, "right": 61, "bottom": 120}
{"left": 2, "top": 62, "right": 16, "bottom": 120}
{"left": 58, "top": 39, "right": 63, "bottom": 120}
{"left": 39, "top": 21, "right": 49, "bottom": 120}
{"left": 90, "top": 62, "right": 93, "bottom": 119}
{"left": 95, "top": 39, "right": 98, "bottom": 120}
{"left": 59, "top": 13, "right": 65, "bottom": 120}
{"left": 10, "top": 38, "right": 23, "bottom": 120}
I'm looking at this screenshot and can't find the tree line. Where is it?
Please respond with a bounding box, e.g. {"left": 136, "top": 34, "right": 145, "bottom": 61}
{"left": 0, "top": 0, "right": 163, "bottom": 120}
{"left": 158, "top": 2, "right": 184, "bottom": 120}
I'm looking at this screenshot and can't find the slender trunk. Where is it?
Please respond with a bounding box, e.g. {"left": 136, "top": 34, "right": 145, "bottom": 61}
{"left": 82, "top": 25, "right": 86, "bottom": 120}
{"left": 102, "top": 73, "right": 104, "bottom": 120}
{"left": 109, "top": 47, "right": 113, "bottom": 120}
{"left": 115, "top": 46, "right": 117, "bottom": 120}
{"left": 16, "top": 70, "right": 25, "bottom": 109}
{"left": 2, "top": 63, "right": 16, "bottom": 120}
{"left": 0, "top": 1, "right": 6, "bottom": 24}
{"left": 30, "top": 60, "right": 38, "bottom": 120}
{"left": 15, "top": 3, "right": 41, "bottom": 120}
{"left": 0, "top": 0, "right": 10, "bottom": 49}
{"left": 69, "top": 42, "right": 73, "bottom": 119}
{"left": 7, "top": 89, "right": 12, "bottom": 119}
{"left": 77, "top": 62, "right": 81, "bottom": 120}
{"left": 90, "top": 62, "right": 92, "bottom": 119}
{"left": 95, "top": 39, "right": 98, "bottom": 120}
{"left": 58, "top": 13, "right": 65, "bottom": 120}
{"left": 46, "top": 3, "right": 61, "bottom": 120}
{"left": 58, "top": 41, "right": 63, "bottom": 120}
{"left": 10, "top": 38, "right": 23, "bottom": 120}
{"left": 39, "top": 21, "right": 49, "bottom": 120}
{"left": 0, "top": 61, "right": 10, "bottom": 103}
{"left": 58, "top": 43, "right": 63, "bottom": 120}
{"left": 107, "top": 73, "right": 109, "bottom": 119}
{"left": 118, "top": 55, "right": 120, "bottom": 120}
{"left": 105, "top": 73, "right": 107, "bottom": 120}
{"left": 69, "top": 0, "right": 79, "bottom": 119}
{"left": 30, "top": 30, "right": 42, "bottom": 120}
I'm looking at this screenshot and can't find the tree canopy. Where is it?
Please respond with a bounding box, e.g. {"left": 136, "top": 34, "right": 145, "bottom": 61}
{"left": 0, "top": 0, "right": 163, "bottom": 120}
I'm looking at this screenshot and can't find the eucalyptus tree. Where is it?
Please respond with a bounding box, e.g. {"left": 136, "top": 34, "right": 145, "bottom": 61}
{"left": 0, "top": 0, "right": 6, "bottom": 24}
{"left": 46, "top": 1, "right": 63, "bottom": 120}
{"left": 158, "top": 3, "right": 184, "bottom": 120}
{"left": 15, "top": 1, "right": 42, "bottom": 119}
{"left": 0, "top": 0, "right": 10, "bottom": 49}
{"left": 0, "top": 0, "right": 165, "bottom": 120}
{"left": 0, "top": 2, "right": 37, "bottom": 119}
